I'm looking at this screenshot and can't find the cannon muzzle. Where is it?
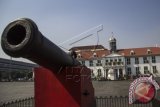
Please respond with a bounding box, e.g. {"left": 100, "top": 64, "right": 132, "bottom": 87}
{"left": 1, "top": 18, "right": 80, "bottom": 71}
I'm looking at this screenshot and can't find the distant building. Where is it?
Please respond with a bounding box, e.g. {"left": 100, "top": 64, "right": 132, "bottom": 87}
{"left": 0, "top": 58, "right": 37, "bottom": 72}
{"left": 70, "top": 36, "right": 160, "bottom": 80}
{"left": 0, "top": 58, "right": 37, "bottom": 81}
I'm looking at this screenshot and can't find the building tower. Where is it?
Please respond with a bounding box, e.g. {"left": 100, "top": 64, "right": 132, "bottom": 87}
{"left": 109, "top": 36, "right": 117, "bottom": 53}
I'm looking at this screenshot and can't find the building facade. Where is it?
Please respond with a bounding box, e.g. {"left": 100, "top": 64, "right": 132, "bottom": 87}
{"left": 70, "top": 37, "right": 160, "bottom": 80}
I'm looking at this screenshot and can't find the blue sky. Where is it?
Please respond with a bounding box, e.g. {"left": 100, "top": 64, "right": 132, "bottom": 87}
{"left": 0, "top": 0, "right": 160, "bottom": 61}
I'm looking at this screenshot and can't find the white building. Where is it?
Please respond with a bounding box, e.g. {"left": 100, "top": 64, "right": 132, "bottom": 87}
{"left": 70, "top": 36, "right": 160, "bottom": 80}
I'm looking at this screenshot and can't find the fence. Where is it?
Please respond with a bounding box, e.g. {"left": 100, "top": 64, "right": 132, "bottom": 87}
{"left": 95, "top": 96, "right": 152, "bottom": 107}
{"left": 0, "top": 96, "right": 154, "bottom": 107}
{"left": 0, "top": 97, "right": 34, "bottom": 107}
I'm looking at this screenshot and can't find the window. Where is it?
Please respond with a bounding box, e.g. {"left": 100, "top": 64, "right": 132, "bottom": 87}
{"left": 105, "top": 60, "right": 108, "bottom": 65}
{"left": 96, "top": 60, "right": 102, "bottom": 66}
{"left": 91, "top": 70, "right": 94, "bottom": 76}
{"left": 152, "top": 56, "right": 156, "bottom": 63}
{"left": 108, "top": 62, "right": 112, "bottom": 66}
{"left": 121, "top": 62, "right": 124, "bottom": 65}
{"left": 130, "top": 50, "right": 135, "bottom": 55}
{"left": 118, "top": 59, "right": 122, "bottom": 65}
{"left": 89, "top": 60, "right": 93, "bottom": 66}
{"left": 113, "top": 59, "right": 117, "bottom": 65}
{"left": 77, "top": 54, "right": 82, "bottom": 58}
{"left": 135, "top": 57, "right": 139, "bottom": 64}
{"left": 136, "top": 67, "right": 140, "bottom": 75}
{"left": 153, "top": 66, "right": 157, "bottom": 73}
{"left": 106, "top": 60, "right": 108, "bottom": 63}
{"left": 110, "top": 59, "right": 113, "bottom": 62}
{"left": 97, "top": 69, "right": 102, "bottom": 77}
{"left": 93, "top": 53, "right": 97, "bottom": 57}
{"left": 127, "top": 67, "right": 131, "bottom": 75}
{"left": 97, "top": 60, "right": 101, "bottom": 63}
{"left": 117, "top": 62, "right": 120, "bottom": 65}
{"left": 113, "top": 62, "right": 116, "bottom": 65}
{"left": 143, "top": 57, "right": 148, "bottom": 63}
{"left": 81, "top": 61, "right": 85, "bottom": 65}
{"left": 118, "top": 59, "right": 122, "bottom": 62}
{"left": 126, "top": 58, "right": 130, "bottom": 65}
{"left": 147, "top": 49, "right": 151, "bottom": 54}
{"left": 144, "top": 66, "right": 149, "bottom": 74}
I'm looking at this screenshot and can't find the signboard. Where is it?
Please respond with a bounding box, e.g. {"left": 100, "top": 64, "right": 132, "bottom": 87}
{"left": 129, "top": 76, "right": 160, "bottom": 104}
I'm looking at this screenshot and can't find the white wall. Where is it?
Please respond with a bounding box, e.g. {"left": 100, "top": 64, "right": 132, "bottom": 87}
{"left": 79, "top": 55, "right": 160, "bottom": 78}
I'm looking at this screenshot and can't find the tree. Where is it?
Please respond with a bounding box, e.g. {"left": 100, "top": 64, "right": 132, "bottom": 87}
{"left": 27, "top": 71, "right": 33, "bottom": 79}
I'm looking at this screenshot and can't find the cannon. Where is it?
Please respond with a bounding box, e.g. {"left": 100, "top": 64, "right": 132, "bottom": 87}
{"left": 1, "top": 18, "right": 95, "bottom": 107}
{"left": 1, "top": 18, "right": 80, "bottom": 71}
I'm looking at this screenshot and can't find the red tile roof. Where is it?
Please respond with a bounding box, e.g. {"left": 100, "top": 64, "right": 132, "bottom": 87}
{"left": 117, "top": 47, "right": 160, "bottom": 57}
{"left": 76, "top": 49, "right": 109, "bottom": 60}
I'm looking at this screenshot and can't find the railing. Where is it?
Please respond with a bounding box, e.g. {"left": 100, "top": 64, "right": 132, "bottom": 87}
{"left": 95, "top": 96, "right": 152, "bottom": 107}
{"left": 0, "top": 96, "right": 154, "bottom": 107}
{"left": 0, "top": 97, "right": 34, "bottom": 107}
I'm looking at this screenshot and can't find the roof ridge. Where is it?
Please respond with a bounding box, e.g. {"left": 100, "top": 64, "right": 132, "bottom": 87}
{"left": 118, "top": 47, "right": 159, "bottom": 50}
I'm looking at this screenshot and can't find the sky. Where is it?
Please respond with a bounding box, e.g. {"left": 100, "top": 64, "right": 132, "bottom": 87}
{"left": 0, "top": 0, "right": 160, "bottom": 62}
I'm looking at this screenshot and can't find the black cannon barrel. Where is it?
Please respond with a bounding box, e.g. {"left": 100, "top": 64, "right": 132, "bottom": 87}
{"left": 1, "top": 18, "right": 80, "bottom": 71}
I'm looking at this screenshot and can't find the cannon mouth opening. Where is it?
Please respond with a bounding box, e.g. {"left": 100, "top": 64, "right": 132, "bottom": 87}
{"left": 7, "top": 25, "right": 26, "bottom": 45}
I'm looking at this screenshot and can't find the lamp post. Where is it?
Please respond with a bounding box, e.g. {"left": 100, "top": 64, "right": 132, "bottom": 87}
{"left": 8, "top": 56, "right": 12, "bottom": 81}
